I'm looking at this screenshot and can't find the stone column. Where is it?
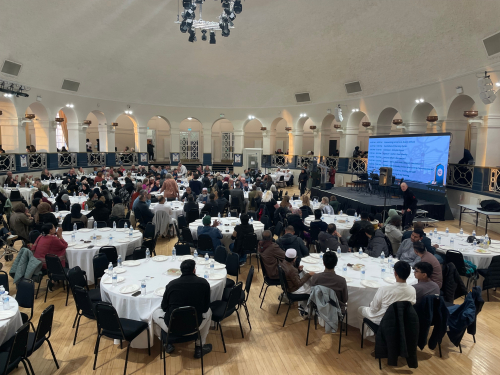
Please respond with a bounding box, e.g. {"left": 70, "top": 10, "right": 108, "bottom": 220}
{"left": 262, "top": 130, "right": 271, "bottom": 154}
{"left": 34, "top": 120, "right": 57, "bottom": 153}
{"left": 135, "top": 127, "right": 147, "bottom": 152}
{"left": 375, "top": 124, "right": 392, "bottom": 136}
{"left": 270, "top": 129, "right": 276, "bottom": 153}
{"left": 444, "top": 119, "right": 468, "bottom": 164}
{"left": 341, "top": 128, "right": 359, "bottom": 157}
{"left": 320, "top": 127, "right": 331, "bottom": 156}
{"left": 406, "top": 122, "right": 427, "bottom": 134}
{"left": 292, "top": 129, "right": 303, "bottom": 156}
{"left": 66, "top": 122, "right": 86, "bottom": 153}
{"left": 313, "top": 128, "right": 322, "bottom": 157}
{"left": 170, "top": 128, "right": 180, "bottom": 153}
{"left": 233, "top": 130, "right": 244, "bottom": 153}
{"left": 0, "top": 117, "right": 27, "bottom": 153}
{"left": 202, "top": 125, "right": 211, "bottom": 164}
{"left": 476, "top": 115, "right": 500, "bottom": 167}
{"left": 98, "top": 123, "right": 110, "bottom": 152}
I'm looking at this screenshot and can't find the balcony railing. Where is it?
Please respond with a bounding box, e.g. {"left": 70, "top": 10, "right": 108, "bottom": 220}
{"left": 348, "top": 158, "right": 367, "bottom": 174}
{"left": 58, "top": 152, "right": 77, "bottom": 168}
{"left": 321, "top": 156, "right": 339, "bottom": 170}
{"left": 490, "top": 168, "right": 500, "bottom": 194}
{"left": 270, "top": 154, "right": 293, "bottom": 169}
{"left": 297, "top": 155, "right": 317, "bottom": 169}
{"left": 28, "top": 153, "right": 47, "bottom": 170}
{"left": 88, "top": 152, "right": 106, "bottom": 166}
{"left": 0, "top": 154, "right": 15, "bottom": 172}
{"left": 116, "top": 152, "right": 138, "bottom": 166}
{"left": 447, "top": 164, "right": 474, "bottom": 189}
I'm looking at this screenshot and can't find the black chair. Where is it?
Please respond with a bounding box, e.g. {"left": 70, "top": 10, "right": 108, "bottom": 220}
{"left": 177, "top": 215, "right": 188, "bottom": 230}
{"left": 174, "top": 242, "right": 192, "bottom": 256}
{"left": 44, "top": 254, "right": 70, "bottom": 305}
{"left": 214, "top": 246, "right": 227, "bottom": 264}
{"left": 375, "top": 213, "right": 383, "bottom": 224}
{"left": 125, "top": 246, "right": 147, "bottom": 260}
{"left": 28, "top": 230, "right": 40, "bottom": 245}
{"left": 143, "top": 222, "right": 156, "bottom": 240}
{"left": 27, "top": 305, "right": 59, "bottom": 370}
{"left": 258, "top": 256, "right": 281, "bottom": 308}
{"left": 446, "top": 250, "right": 477, "bottom": 289}
{"left": 173, "top": 221, "right": 181, "bottom": 239}
{"left": 247, "top": 211, "right": 257, "bottom": 220}
{"left": 72, "top": 285, "right": 97, "bottom": 345}
{"left": 210, "top": 206, "right": 219, "bottom": 217}
{"left": 306, "top": 298, "right": 346, "bottom": 353}
{"left": 225, "top": 252, "right": 240, "bottom": 288}
{"left": 182, "top": 227, "right": 197, "bottom": 247}
{"left": 277, "top": 265, "right": 310, "bottom": 327}
{"left": 478, "top": 255, "right": 500, "bottom": 301}
{"left": 95, "top": 221, "right": 108, "bottom": 228}
{"left": 117, "top": 219, "right": 131, "bottom": 228}
{"left": 93, "top": 302, "right": 150, "bottom": 375}
{"left": 143, "top": 223, "right": 158, "bottom": 257}
{"left": 73, "top": 220, "right": 86, "bottom": 230}
{"left": 93, "top": 253, "right": 108, "bottom": 288}
{"left": 187, "top": 209, "right": 200, "bottom": 224}
{"left": 68, "top": 266, "right": 101, "bottom": 302}
{"left": 0, "top": 323, "right": 33, "bottom": 375}
{"left": 230, "top": 196, "right": 241, "bottom": 214}
{"left": 273, "top": 221, "right": 284, "bottom": 239}
{"left": 241, "top": 233, "right": 259, "bottom": 271}
{"left": 15, "top": 278, "right": 35, "bottom": 331}
{"left": 260, "top": 215, "right": 271, "bottom": 230}
{"left": 161, "top": 307, "right": 205, "bottom": 375}
{"left": 346, "top": 208, "right": 356, "bottom": 216}
{"left": 223, "top": 266, "right": 254, "bottom": 329}
{"left": 197, "top": 234, "right": 215, "bottom": 257}
{"left": 0, "top": 270, "right": 9, "bottom": 294}
{"left": 210, "top": 283, "right": 245, "bottom": 353}
{"left": 99, "top": 246, "right": 118, "bottom": 266}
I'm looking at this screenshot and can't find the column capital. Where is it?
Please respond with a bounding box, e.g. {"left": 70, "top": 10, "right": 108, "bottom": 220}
{"left": 484, "top": 115, "right": 500, "bottom": 129}
{"left": 137, "top": 127, "right": 147, "bottom": 135}
{"left": 292, "top": 129, "right": 304, "bottom": 136}
{"left": 233, "top": 130, "right": 244, "bottom": 137}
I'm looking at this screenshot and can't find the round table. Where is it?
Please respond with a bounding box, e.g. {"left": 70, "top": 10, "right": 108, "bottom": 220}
{"left": 56, "top": 210, "right": 94, "bottom": 229}
{"left": 100, "top": 256, "right": 226, "bottom": 348}
{"left": 2, "top": 187, "right": 37, "bottom": 205}
{"left": 149, "top": 200, "right": 204, "bottom": 221}
{"left": 62, "top": 228, "right": 143, "bottom": 283}
{"left": 299, "top": 253, "right": 417, "bottom": 330}
{"left": 41, "top": 180, "right": 62, "bottom": 186}
{"left": 0, "top": 300, "right": 23, "bottom": 346}
{"left": 304, "top": 214, "right": 354, "bottom": 237}
{"left": 430, "top": 230, "right": 500, "bottom": 269}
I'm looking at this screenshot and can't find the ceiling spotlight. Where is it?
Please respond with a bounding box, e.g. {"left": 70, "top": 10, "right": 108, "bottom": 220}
{"left": 188, "top": 28, "right": 197, "bottom": 42}
{"left": 187, "top": 117, "right": 193, "bottom": 120}
{"left": 420, "top": 98, "right": 424, "bottom": 103}
{"left": 65, "top": 103, "right": 74, "bottom": 108}
{"left": 201, "top": 29, "right": 207, "bottom": 41}
{"left": 234, "top": 0, "right": 242, "bottom": 14}
{"left": 3, "top": 93, "right": 13, "bottom": 98}
{"left": 158, "top": 116, "right": 162, "bottom": 118}
{"left": 125, "top": 110, "right": 133, "bottom": 115}
{"left": 351, "top": 108, "right": 359, "bottom": 112}
{"left": 248, "top": 115, "right": 255, "bottom": 120}
{"left": 210, "top": 30, "right": 216, "bottom": 44}
{"left": 496, "top": 82, "right": 500, "bottom": 87}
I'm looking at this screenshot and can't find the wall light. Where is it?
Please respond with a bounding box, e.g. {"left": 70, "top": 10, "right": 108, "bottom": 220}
{"left": 496, "top": 82, "right": 500, "bottom": 87}
{"left": 187, "top": 117, "right": 193, "bottom": 120}
{"left": 125, "top": 110, "right": 133, "bottom": 115}
{"left": 248, "top": 115, "right": 255, "bottom": 120}
{"left": 351, "top": 108, "right": 359, "bottom": 112}
{"left": 3, "top": 93, "right": 13, "bottom": 98}
{"left": 65, "top": 103, "right": 74, "bottom": 108}
{"left": 415, "top": 98, "right": 424, "bottom": 103}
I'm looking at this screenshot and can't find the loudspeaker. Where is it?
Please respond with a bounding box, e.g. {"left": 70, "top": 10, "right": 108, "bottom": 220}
{"left": 379, "top": 167, "right": 393, "bottom": 186}
{"left": 321, "top": 182, "right": 333, "bottom": 190}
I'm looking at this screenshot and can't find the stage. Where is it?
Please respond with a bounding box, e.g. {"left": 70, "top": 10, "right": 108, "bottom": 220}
{"left": 310, "top": 186, "right": 447, "bottom": 221}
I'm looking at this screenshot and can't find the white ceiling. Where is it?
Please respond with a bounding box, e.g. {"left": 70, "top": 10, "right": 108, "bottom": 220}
{"left": 1, "top": 0, "right": 500, "bottom": 108}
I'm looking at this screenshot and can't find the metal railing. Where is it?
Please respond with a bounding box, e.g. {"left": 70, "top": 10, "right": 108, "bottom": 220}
{"left": 270, "top": 154, "right": 293, "bottom": 169}
{"left": 322, "top": 156, "right": 339, "bottom": 170}
{"left": 297, "top": 155, "right": 317, "bottom": 169}
{"left": 58, "top": 152, "right": 77, "bottom": 168}
{"left": 88, "top": 152, "right": 106, "bottom": 166}
{"left": 348, "top": 157, "right": 367, "bottom": 174}
{"left": 0, "top": 154, "right": 15, "bottom": 172}
{"left": 448, "top": 164, "right": 474, "bottom": 189}
{"left": 116, "top": 152, "right": 138, "bottom": 166}
{"left": 490, "top": 168, "right": 500, "bottom": 194}
{"left": 28, "top": 153, "right": 46, "bottom": 170}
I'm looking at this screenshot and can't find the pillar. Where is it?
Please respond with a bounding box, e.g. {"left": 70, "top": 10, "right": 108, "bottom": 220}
{"left": 170, "top": 128, "right": 180, "bottom": 153}
{"left": 320, "top": 128, "right": 331, "bottom": 156}
{"left": 406, "top": 122, "right": 427, "bottom": 134}
{"left": 444, "top": 120, "right": 468, "bottom": 164}
{"left": 262, "top": 130, "right": 271, "bottom": 154}
{"left": 234, "top": 130, "right": 244, "bottom": 153}
{"left": 34, "top": 120, "right": 57, "bottom": 153}
{"left": 375, "top": 124, "right": 392, "bottom": 136}
{"left": 202, "top": 125, "right": 211, "bottom": 164}
{"left": 0, "top": 118, "right": 27, "bottom": 153}
{"left": 292, "top": 129, "right": 303, "bottom": 156}
{"left": 476, "top": 115, "right": 500, "bottom": 167}
{"left": 66, "top": 122, "right": 86, "bottom": 153}
{"left": 270, "top": 129, "right": 276, "bottom": 153}
{"left": 98, "top": 123, "right": 110, "bottom": 152}
{"left": 313, "top": 128, "right": 321, "bottom": 157}
{"left": 135, "top": 127, "right": 147, "bottom": 152}
{"left": 341, "top": 127, "right": 359, "bottom": 157}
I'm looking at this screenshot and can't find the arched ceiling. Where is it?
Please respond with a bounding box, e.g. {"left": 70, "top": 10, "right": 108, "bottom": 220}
{"left": 1, "top": 0, "right": 500, "bottom": 108}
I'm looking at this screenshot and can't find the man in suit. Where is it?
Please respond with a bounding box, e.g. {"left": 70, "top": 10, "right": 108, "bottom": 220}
{"left": 229, "top": 181, "right": 245, "bottom": 213}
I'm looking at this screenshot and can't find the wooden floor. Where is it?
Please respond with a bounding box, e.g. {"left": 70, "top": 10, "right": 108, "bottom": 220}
{"left": 4, "top": 186, "right": 500, "bottom": 375}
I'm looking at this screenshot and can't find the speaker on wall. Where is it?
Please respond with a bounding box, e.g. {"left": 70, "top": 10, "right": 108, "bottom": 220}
{"left": 379, "top": 167, "right": 393, "bottom": 186}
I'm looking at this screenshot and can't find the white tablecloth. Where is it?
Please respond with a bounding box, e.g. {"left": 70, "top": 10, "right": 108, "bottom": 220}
{"left": 62, "top": 228, "right": 143, "bottom": 283}
{"left": 3, "top": 187, "right": 37, "bottom": 205}
{"left": 430, "top": 230, "right": 500, "bottom": 269}
{"left": 304, "top": 214, "right": 354, "bottom": 237}
{"left": 149, "top": 201, "right": 204, "bottom": 221}
{"left": 0, "top": 300, "right": 23, "bottom": 346}
{"left": 100, "top": 256, "right": 226, "bottom": 348}
{"left": 300, "top": 253, "right": 417, "bottom": 330}
{"left": 57, "top": 210, "right": 94, "bottom": 229}
{"left": 41, "top": 180, "right": 62, "bottom": 186}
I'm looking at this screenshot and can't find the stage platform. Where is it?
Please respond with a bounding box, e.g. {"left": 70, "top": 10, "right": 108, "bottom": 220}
{"left": 311, "top": 186, "right": 447, "bottom": 221}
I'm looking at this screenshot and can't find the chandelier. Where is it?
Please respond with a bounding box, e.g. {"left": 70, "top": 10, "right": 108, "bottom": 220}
{"left": 176, "top": 0, "right": 243, "bottom": 44}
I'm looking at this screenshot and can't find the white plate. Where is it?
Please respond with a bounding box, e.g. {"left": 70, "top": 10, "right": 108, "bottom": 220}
{"left": 66, "top": 242, "right": 77, "bottom": 247}
{"left": 62, "top": 231, "right": 73, "bottom": 235}
{"left": 354, "top": 253, "right": 369, "bottom": 258}
{"left": 0, "top": 310, "right": 16, "bottom": 320}
{"left": 117, "top": 239, "right": 129, "bottom": 243}
{"left": 196, "top": 260, "right": 209, "bottom": 265}
{"left": 102, "top": 276, "right": 125, "bottom": 284}
{"left": 73, "top": 244, "right": 89, "bottom": 249}
{"left": 100, "top": 228, "right": 112, "bottom": 232}
{"left": 122, "top": 260, "right": 140, "bottom": 266}
{"left": 208, "top": 273, "right": 226, "bottom": 280}
{"left": 152, "top": 256, "right": 168, "bottom": 262}
{"left": 132, "top": 234, "right": 142, "bottom": 238}
{"left": 116, "top": 228, "right": 127, "bottom": 232}
{"left": 301, "top": 257, "right": 320, "bottom": 264}
{"left": 383, "top": 277, "right": 396, "bottom": 284}
{"left": 361, "top": 280, "right": 381, "bottom": 288}
{"left": 79, "top": 229, "right": 92, "bottom": 233}
{"left": 105, "top": 268, "right": 126, "bottom": 274}
{"left": 178, "top": 255, "right": 194, "bottom": 260}
{"left": 309, "top": 253, "right": 321, "bottom": 259}
{"left": 475, "top": 249, "right": 491, "bottom": 254}
{"left": 344, "top": 277, "right": 353, "bottom": 283}
{"left": 58, "top": 211, "right": 70, "bottom": 215}
{"left": 213, "top": 264, "right": 226, "bottom": 270}
{"left": 305, "top": 265, "right": 323, "bottom": 273}
{"left": 154, "top": 286, "right": 166, "bottom": 297}
{"left": 119, "top": 284, "right": 140, "bottom": 294}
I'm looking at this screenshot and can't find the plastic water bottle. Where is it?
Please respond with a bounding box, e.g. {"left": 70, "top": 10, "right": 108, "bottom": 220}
{"left": 429, "top": 231, "right": 433, "bottom": 238}
{"left": 141, "top": 279, "right": 146, "bottom": 295}
{"left": 359, "top": 247, "right": 363, "bottom": 257}
{"left": 0, "top": 286, "right": 5, "bottom": 301}
{"left": 450, "top": 237, "right": 455, "bottom": 250}
{"left": 337, "top": 246, "right": 341, "bottom": 257}
{"left": 129, "top": 226, "right": 133, "bottom": 240}
{"left": 204, "top": 253, "right": 209, "bottom": 264}
{"left": 485, "top": 234, "right": 490, "bottom": 248}
{"left": 380, "top": 252, "right": 385, "bottom": 264}
{"left": 108, "top": 262, "right": 113, "bottom": 274}
{"left": 172, "top": 247, "right": 177, "bottom": 261}
{"left": 194, "top": 249, "right": 198, "bottom": 258}
{"left": 321, "top": 215, "right": 324, "bottom": 221}
{"left": 124, "top": 222, "right": 128, "bottom": 230}
{"left": 113, "top": 221, "right": 117, "bottom": 231}
{"left": 342, "top": 263, "right": 347, "bottom": 276}
{"left": 117, "top": 255, "right": 122, "bottom": 268}
{"left": 145, "top": 248, "right": 150, "bottom": 261}
{"left": 319, "top": 251, "right": 324, "bottom": 261}
{"left": 361, "top": 268, "right": 366, "bottom": 280}
{"left": 388, "top": 255, "right": 393, "bottom": 265}
{"left": 472, "top": 230, "right": 476, "bottom": 237}
{"left": 340, "top": 210, "right": 343, "bottom": 215}
{"left": 445, "top": 227, "right": 449, "bottom": 234}
{"left": 250, "top": 216, "right": 254, "bottom": 224}
{"left": 16, "top": 183, "right": 19, "bottom": 189}
{"left": 176, "top": 196, "right": 178, "bottom": 202}
{"left": 94, "top": 221, "right": 97, "bottom": 230}
{"left": 473, "top": 239, "right": 477, "bottom": 247}
{"left": 93, "top": 231, "right": 97, "bottom": 244}
{"left": 228, "top": 211, "right": 231, "bottom": 218}
{"left": 210, "top": 259, "right": 215, "bottom": 275}
{"left": 55, "top": 205, "right": 59, "bottom": 213}
{"left": 71, "top": 231, "right": 76, "bottom": 243}
{"left": 334, "top": 216, "right": 337, "bottom": 223}
{"left": 3, "top": 294, "right": 10, "bottom": 310}
{"left": 437, "top": 235, "right": 441, "bottom": 244}
{"left": 218, "top": 213, "right": 221, "bottom": 219}
{"left": 112, "top": 271, "right": 117, "bottom": 286}
{"left": 204, "top": 269, "right": 209, "bottom": 279}
{"left": 381, "top": 264, "right": 386, "bottom": 278}
{"left": 434, "top": 228, "right": 438, "bottom": 235}
{"left": 460, "top": 228, "right": 464, "bottom": 235}
{"left": 109, "top": 232, "right": 113, "bottom": 245}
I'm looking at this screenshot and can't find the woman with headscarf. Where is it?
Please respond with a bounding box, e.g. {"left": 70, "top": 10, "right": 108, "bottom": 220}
{"left": 55, "top": 192, "right": 71, "bottom": 212}
{"left": 86, "top": 200, "right": 110, "bottom": 223}
{"left": 111, "top": 196, "right": 126, "bottom": 220}
{"left": 9, "top": 203, "right": 33, "bottom": 243}
{"left": 30, "top": 198, "right": 41, "bottom": 217}
{"left": 384, "top": 208, "right": 400, "bottom": 226}
{"left": 33, "top": 190, "right": 52, "bottom": 208}
{"left": 35, "top": 202, "right": 59, "bottom": 229}
{"left": 298, "top": 169, "right": 308, "bottom": 196}
{"left": 85, "top": 191, "right": 98, "bottom": 211}
{"left": 62, "top": 203, "right": 88, "bottom": 231}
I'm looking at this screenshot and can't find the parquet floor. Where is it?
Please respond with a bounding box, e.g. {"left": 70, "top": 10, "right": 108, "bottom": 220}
{"left": 3, "top": 186, "right": 500, "bottom": 375}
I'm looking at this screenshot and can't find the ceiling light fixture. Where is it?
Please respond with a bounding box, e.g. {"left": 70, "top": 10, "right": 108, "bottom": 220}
{"left": 335, "top": 105, "right": 343, "bottom": 122}
{"left": 351, "top": 108, "right": 359, "bottom": 112}
{"left": 248, "top": 115, "right": 255, "bottom": 120}
{"left": 299, "top": 113, "right": 307, "bottom": 118}
{"left": 187, "top": 117, "right": 193, "bottom": 120}
{"left": 0, "top": 79, "right": 30, "bottom": 98}
{"left": 477, "top": 71, "right": 497, "bottom": 104}
{"left": 415, "top": 98, "right": 425, "bottom": 103}
{"left": 125, "top": 110, "right": 133, "bottom": 115}
{"left": 65, "top": 103, "right": 74, "bottom": 108}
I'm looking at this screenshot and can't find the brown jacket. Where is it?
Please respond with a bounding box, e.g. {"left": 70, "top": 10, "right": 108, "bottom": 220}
{"left": 258, "top": 240, "right": 285, "bottom": 279}
{"left": 310, "top": 269, "right": 348, "bottom": 308}
{"left": 281, "top": 259, "right": 311, "bottom": 293}
{"left": 161, "top": 179, "right": 179, "bottom": 199}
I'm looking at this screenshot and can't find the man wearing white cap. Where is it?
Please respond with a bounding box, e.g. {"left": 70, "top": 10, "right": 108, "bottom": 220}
{"left": 281, "top": 248, "right": 315, "bottom": 317}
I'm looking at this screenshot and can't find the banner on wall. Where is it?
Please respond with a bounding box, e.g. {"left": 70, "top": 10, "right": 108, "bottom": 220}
{"left": 233, "top": 153, "right": 243, "bottom": 166}
{"left": 172, "top": 153, "right": 180, "bottom": 162}
{"left": 140, "top": 153, "right": 148, "bottom": 163}
{"left": 20, "top": 155, "right": 27, "bottom": 168}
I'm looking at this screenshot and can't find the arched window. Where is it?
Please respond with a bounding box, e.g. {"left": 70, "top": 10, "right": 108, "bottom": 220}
{"left": 56, "top": 124, "right": 67, "bottom": 150}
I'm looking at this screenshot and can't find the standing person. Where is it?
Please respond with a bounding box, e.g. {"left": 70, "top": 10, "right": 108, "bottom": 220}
{"left": 298, "top": 169, "right": 308, "bottom": 196}
{"left": 86, "top": 139, "right": 92, "bottom": 152}
{"left": 177, "top": 162, "right": 187, "bottom": 178}
{"left": 160, "top": 174, "right": 179, "bottom": 201}
{"left": 147, "top": 140, "right": 155, "bottom": 161}
{"left": 400, "top": 182, "right": 418, "bottom": 228}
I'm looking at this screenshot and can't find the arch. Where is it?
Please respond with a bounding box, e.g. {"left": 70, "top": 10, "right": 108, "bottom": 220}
{"left": 320, "top": 114, "right": 336, "bottom": 131}
{"left": 211, "top": 118, "right": 234, "bottom": 132}
{"left": 0, "top": 97, "right": 19, "bottom": 150}
{"left": 26, "top": 102, "right": 49, "bottom": 151}
{"left": 346, "top": 110, "right": 367, "bottom": 129}
{"left": 411, "top": 102, "right": 435, "bottom": 123}
{"left": 376, "top": 107, "right": 399, "bottom": 126}
{"left": 243, "top": 119, "right": 264, "bottom": 149}
{"left": 114, "top": 114, "right": 138, "bottom": 152}
{"left": 57, "top": 107, "right": 78, "bottom": 124}
{"left": 296, "top": 115, "right": 310, "bottom": 129}
{"left": 212, "top": 118, "right": 234, "bottom": 162}
{"left": 25, "top": 102, "right": 49, "bottom": 121}
{"left": 146, "top": 116, "right": 171, "bottom": 162}
{"left": 447, "top": 95, "right": 476, "bottom": 121}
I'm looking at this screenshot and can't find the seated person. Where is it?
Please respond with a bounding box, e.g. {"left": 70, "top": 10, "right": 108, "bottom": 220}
{"left": 181, "top": 187, "right": 195, "bottom": 202}
{"left": 286, "top": 209, "right": 309, "bottom": 238}
{"left": 183, "top": 194, "right": 199, "bottom": 213}
{"left": 412, "top": 261, "right": 440, "bottom": 304}
{"left": 197, "top": 215, "right": 222, "bottom": 251}
{"left": 230, "top": 214, "right": 254, "bottom": 265}
{"left": 402, "top": 222, "right": 443, "bottom": 263}
{"left": 85, "top": 191, "right": 99, "bottom": 211}
{"left": 201, "top": 193, "right": 218, "bottom": 215}
{"left": 299, "top": 195, "right": 314, "bottom": 218}
{"left": 150, "top": 180, "right": 161, "bottom": 193}
{"left": 153, "top": 196, "right": 169, "bottom": 214}
{"left": 396, "top": 228, "right": 425, "bottom": 267}
{"left": 152, "top": 259, "right": 212, "bottom": 357}
{"left": 364, "top": 226, "right": 389, "bottom": 258}
{"left": 86, "top": 200, "right": 110, "bottom": 224}
{"left": 34, "top": 202, "right": 58, "bottom": 229}
{"left": 358, "top": 261, "right": 416, "bottom": 336}
{"left": 318, "top": 224, "right": 349, "bottom": 253}
{"left": 385, "top": 215, "right": 403, "bottom": 254}
{"left": 134, "top": 192, "right": 154, "bottom": 229}
{"left": 319, "top": 197, "right": 334, "bottom": 215}
{"left": 368, "top": 213, "right": 379, "bottom": 230}
{"left": 281, "top": 248, "right": 314, "bottom": 317}
{"left": 40, "top": 168, "right": 53, "bottom": 181}
{"left": 309, "top": 209, "right": 328, "bottom": 241}
{"left": 196, "top": 188, "right": 209, "bottom": 204}
{"left": 258, "top": 230, "right": 285, "bottom": 279}
{"left": 216, "top": 194, "right": 229, "bottom": 215}
{"left": 310, "top": 251, "right": 348, "bottom": 308}
{"left": 110, "top": 196, "right": 126, "bottom": 219}
{"left": 276, "top": 226, "right": 309, "bottom": 262}
{"left": 62, "top": 204, "right": 88, "bottom": 230}
{"left": 348, "top": 212, "right": 373, "bottom": 250}
{"left": 9, "top": 203, "right": 33, "bottom": 243}
{"left": 329, "top": 195, "right": 340, "bottom": 214}
{"left": 413, "top": 242, "right": 442, "bottom": 288}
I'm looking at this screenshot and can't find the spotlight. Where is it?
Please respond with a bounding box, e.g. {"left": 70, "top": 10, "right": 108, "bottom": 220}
{"left": 210, "top": 30, "right": 216, "bottom": 44}
{"left": 183, "top": 0, "right": 192, "bottom": 9}
{"left": 496, "top": 82, "right": 500, "bottom": 87}
{"left": 248, "top": 115, "right": 255, "bottom": 120}
{"left": 187, "top": 117, "right": 193, "bottom": 120}
{"left": 4, "top": 93, "right": 13, "bottom": 98}
{"left": 221, "top": 26, "right": 230, "bottom": 37}
{"left": 420, "top": 98, "right": 424, "bottom": 103}
{"left": 224, "top": 8, "right": 236, "bottom": 21}
{"left": 351, "top": 108, "right": 359, "bottom": 112}
{"left": 415, "top": 99, "right": 420, "bottom": 103}
{"left": 201, "top": 29, "right": 207, "bottom": 41}
{"left": 125, "top": 110, "right": 133, "bottom": 115}
{"left": 65, "top": 103, "right": 74, "bottom": 108}
{"left": 234, "top": 0, "right": 242, "bottom": 14}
